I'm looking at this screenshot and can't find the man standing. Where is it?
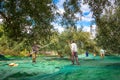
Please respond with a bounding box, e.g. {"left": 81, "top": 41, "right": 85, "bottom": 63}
{"left": 70, "top": 40, "right": 79, "bottom": 65}
{"left": 32, "top": 42, "right": 40, "bottom": 63}
{"left": 100, "top": 49, "right": 105, "bottom": 59}
{"left": 85, "top": 50, "right": 89, "bottom": 57}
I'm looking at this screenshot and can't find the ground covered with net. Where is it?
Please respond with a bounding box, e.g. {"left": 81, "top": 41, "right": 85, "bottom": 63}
{"left": 0, "top": 54, "right": 120, "bottom": 80}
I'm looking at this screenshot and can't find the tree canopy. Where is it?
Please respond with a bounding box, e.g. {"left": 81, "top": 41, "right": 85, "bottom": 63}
{"left": 60, "top": 0, "right": 120, "bottom": 54}
{"left": 0, "top": 0, "right": 120, "bottom": 55}
{"left": 0, "top": 0, "right": 55, "bottom": 42}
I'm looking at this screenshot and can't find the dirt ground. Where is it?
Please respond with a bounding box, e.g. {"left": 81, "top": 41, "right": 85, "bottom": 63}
{"left": 0, "top": 54, "right": 120, "bottom": 80}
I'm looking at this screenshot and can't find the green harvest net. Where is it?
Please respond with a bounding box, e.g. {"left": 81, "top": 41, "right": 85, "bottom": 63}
{"left": 0, "top": 54, "right": 120, "bottom": 80}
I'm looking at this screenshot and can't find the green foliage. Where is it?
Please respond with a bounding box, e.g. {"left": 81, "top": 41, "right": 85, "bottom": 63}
{"left": 0, "top": 34, "right": 30, "bottom": 56}
{"left": 1, "top": 0, "right": 119, "bottom": 56}
{"left": 0, "top": 25, "right": 4, "bottom": 37}
{"left": 47, "top": 28, "right": 98, "bottom": 57}
{"left": 0, "top": 0, "right": 54, "bottom": 43}
{"left": 96, "top": 6, "right": 120, "bottom": 54}
{"left": 83, "top": 0, "right": 120, "bottom": 54}
{"left": 20, "top": 49, "right": 29, "bottom": 57}
{"left": 0, "top": 0, "right": 57, "bottom": 56}
{"left": 86, "top": 0, "right": 110, "bottom": 19}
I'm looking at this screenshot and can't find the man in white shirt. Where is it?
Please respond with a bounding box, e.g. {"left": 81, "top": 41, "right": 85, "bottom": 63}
{"left": 70, "top": 40, "right": 79, "bottom": 65}
{"left": 100, "top": 49, "right": 105, "bottom": 59}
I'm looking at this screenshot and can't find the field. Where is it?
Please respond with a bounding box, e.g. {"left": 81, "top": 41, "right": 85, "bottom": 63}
{"left": 0, "top": 54, "right": 120, "bottom": 80}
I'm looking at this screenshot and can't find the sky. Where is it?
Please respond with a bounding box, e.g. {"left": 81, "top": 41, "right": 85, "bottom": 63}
{"left": 52, "top": 0, "right": 96, "bottom": 33}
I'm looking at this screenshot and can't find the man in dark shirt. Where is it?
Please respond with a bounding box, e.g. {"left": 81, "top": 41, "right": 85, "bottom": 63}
{"left": 32, "top": 42, "right": 40, "bottom": 63}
